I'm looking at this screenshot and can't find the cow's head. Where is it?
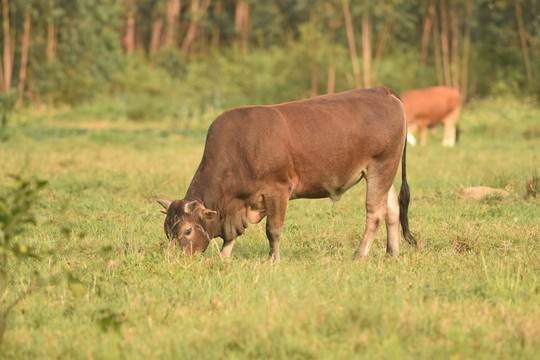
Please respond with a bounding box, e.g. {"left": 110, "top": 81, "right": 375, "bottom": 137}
{"left": 157, "top": 199, "right": 217, "bottom": 254}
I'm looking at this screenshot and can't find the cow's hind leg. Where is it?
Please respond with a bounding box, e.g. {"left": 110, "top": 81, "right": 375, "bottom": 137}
{"left": 419, "top": 125, "right": 427, "bottom": 146}
{"left": 407, "top": 124, "right": 418, "bottom": 146}
{"left": 264, "top": 189, "right": 289, "bottom": 261}
{"left": 442, "top": 105, "right": 461, "bottom": 147}
{"left": 386, "top": 185, "right": 400, "bottom": 256}
{"left": 353, "top": 170, "right": 393, "bottom": 258}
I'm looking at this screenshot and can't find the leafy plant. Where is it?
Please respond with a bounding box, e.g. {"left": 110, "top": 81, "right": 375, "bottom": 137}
{"left": 0, "top": 90, "right": 16, "bottom": 142}
{"left": 526, "top": 169, "right": 539, "bottom": 198}
{"left": 0, "top": 173, "right": 47, "bottom": 351}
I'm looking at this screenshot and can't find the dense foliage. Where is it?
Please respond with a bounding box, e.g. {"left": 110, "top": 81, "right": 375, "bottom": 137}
{"left": 0, "top": 0, "right": 539, "bottom": 120}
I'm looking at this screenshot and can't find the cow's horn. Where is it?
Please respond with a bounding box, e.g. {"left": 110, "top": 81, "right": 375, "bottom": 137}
{"left": 157, "top": 199, "right": 171, "bottom": 214}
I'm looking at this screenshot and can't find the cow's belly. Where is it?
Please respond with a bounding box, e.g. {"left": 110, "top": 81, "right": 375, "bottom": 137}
{"left": 291, "top": 166, "right": 366, "bottom": 201}
{"left": 410, "top": 110, "right": 452, "bottom": 127}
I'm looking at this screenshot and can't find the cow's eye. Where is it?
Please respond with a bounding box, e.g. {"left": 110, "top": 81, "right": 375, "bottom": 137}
{"left": 185, "top": 227, "right": 192, "bottom": 235}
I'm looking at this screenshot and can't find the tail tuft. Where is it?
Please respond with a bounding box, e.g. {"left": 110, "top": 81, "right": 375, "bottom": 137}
{"left": 398, "top": 140, "right": 417, "bottom": 246}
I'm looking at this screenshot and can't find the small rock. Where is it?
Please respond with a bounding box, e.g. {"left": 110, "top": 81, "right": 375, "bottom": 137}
{"left": 462, "top": 186, "right": 509, "bottom": 200}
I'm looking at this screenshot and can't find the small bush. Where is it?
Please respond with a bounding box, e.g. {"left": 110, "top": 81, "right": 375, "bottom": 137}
{"left": 0, "top": 90, "right": 16, "bottom": 142}
{"left": 526, "top": 169, "right": 540, "bottom": 198}
{"left": 523, "top": 124, "right": 540, "bottom": 140}
{"left": 0, "top": 173, "right": 47, "bottom": 350}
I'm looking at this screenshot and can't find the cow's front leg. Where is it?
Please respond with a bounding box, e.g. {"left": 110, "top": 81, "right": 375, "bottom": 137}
{"left": 442, "top": 121, "right": 456, "bottom": 147}
{"left": 264, "top": 190, "right": 289, "bottom": 262}
{"left": 221, "top": 239, "right": 236, "bottom": 257}
{"left": 442, "top": 105, "right": 460, "bottom": 147}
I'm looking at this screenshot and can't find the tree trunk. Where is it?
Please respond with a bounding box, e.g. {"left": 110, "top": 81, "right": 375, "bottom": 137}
{"left": 431, "top": 2, "right": 443, "bottom": 85}
{"left": 124, "top": 17, "right": 135, "bottom": 54}
{"left": 327, "top": 10, "right": 339, "bottom": 95}
{"left": 374, "top": 20, "right": 392, "bottom": 63}
{"left": 181, "top": 0, "right": 210, "bottom": 58}
{"left": 181, "top": 0, "right": 199, "bottom": 57}
{"left": 46, "top": 21, "right": 57, "bottom": 60}
{"left": 2, "top": 0, "right": 12, "bottom": 92}
{"left": 450, "top": 2, "right": 459, "bottom": 89}
{"left": 362, "top": 11, "right": 371, "bottom": 88}
{"left": 242, "top": 3, "right": 249, "bottom": 55}
{"left": 0, "top": 52, "right": 3, "bottom": 95}
{"left": 421, "top": 1, "right": 434, "bottom": 65}
{"left": 440, "top": 0, "right": 451, "bottom": 87}
{"left": 342, "top": 0, "right": 361, "bottom": 88}
{"left": 212, "top": 1, "right": 223, "bottom": 47}
{"left": 372, "top": 19, "right": 392, "bottom": 84}
{"left": 524, "top": 32, "right": 537, "bottom": 55}
{"left": 165, "top": 0, "right": 181, "bottom": 45}
{"left": 0, "top": 25, "right": 3, "bottom": 91}
{"left": 150, "top": 19, "right": 163, "bottom": 55}
{"left": 235, "top": 1, "right": 250, "bottom": 56}
{"left": 16, "top": 11, "right": 31, "bottom": 107}
{"left": 234, "top": 1, "right": 244, "bottom": 46}
{"left": 327, "top": 54, "right": 335, "bottom": 94}
{"left": 310, "top": 12, "right": 318, "bottom": 97}
{"left": 515, "top": 0, "right": 533, "bottom": 86}
{"left": 460, "top": 0, "right": 472, "bottom": 100}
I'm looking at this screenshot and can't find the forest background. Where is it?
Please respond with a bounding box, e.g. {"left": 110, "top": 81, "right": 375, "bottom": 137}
{"left": 0, "top": 0, "right": 539, "bottom": 123}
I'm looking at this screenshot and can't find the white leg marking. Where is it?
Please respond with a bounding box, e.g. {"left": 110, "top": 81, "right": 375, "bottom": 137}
{"left": 385, "top": 185, "right": 400, "bottom": 256}
{"left": 407, "top": 132, "right": 417, "bottom": 146}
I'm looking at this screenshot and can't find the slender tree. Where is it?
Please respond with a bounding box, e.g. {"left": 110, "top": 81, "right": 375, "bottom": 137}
{"left": 181, "top": 0, "right": 211, "bottom": 58}
{"left": 372, "top": 18, "right": 393, "bottom": 85}
{"left": 326, "top": 1, "right": 341, "bottom": 94}
{"left": 450, "top": 2, "right": 459, "bottom": 89}
{"left": 211, "top": 0, "right": 223, "bottom": 47}
{"left": 440, "top": 0, "right": 451, "bottom": 87}
{"left": 234, "top": 0, "right": 250, "bottom": 56}
{"left": 514, "top": 0, "right": 533, "bottom": 86}
{"left": 421, "top": 1, "right": 434, "bottom": 65}
{"left": 460, "top": 0, "right": 472, "bottom": 100}
{"left": 431, "top": 1, "right": 443, "bottom": 85}
{"left": 309, "top": 11, "right": 318, "bottom": 97}
{"left": 342, "top": 0, "right": 361, "bottom": 88}
{"left": 165, "top": 0, "right": 181, "bottom": 45}
{"left": 16, "top": 10, "right": 31, "bottom": 106}
{"left": 150, "top": 13, "right": 164, "bottom": 55}
{"left": 0, "top": 11, "right": 3, "bottom": 91}
{"left": 46, "top": 0, "right": 57, "bottom": 61}
{"left": 362, "top": 11, "right": 371, "bottom": 88}
{"left": 2, "top": 0, "right": 12, "bottom": 92}
{"left": 123, "top": 1, "right": 136, "bottom": 54}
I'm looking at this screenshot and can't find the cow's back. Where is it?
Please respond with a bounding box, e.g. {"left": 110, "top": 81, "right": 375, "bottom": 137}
{"left": 201, "top": 87, "right": 406, "bottom": 199}
{"left": 402, "top": 86, "right": 460, "bottom": 125}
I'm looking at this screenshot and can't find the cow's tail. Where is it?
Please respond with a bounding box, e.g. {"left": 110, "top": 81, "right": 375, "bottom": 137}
{"left": 398, "top": 140, "right": 417, "bottom": 245}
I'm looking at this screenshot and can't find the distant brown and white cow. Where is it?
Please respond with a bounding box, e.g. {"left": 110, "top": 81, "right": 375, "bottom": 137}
{"left": 158, "top": 87, "right": 416, "bottom": 260}
{"left": 401, "top": 86, "right": 461, "bottom": 146}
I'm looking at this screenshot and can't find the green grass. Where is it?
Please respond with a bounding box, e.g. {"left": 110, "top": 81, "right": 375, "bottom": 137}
{"left": 1, "top": 97, "right": 539, "bottom": 359}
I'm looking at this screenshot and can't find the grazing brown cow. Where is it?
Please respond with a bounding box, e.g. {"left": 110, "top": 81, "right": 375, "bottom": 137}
{"left": 401, "top": 86, "right": 461, "bottom": 146}
{"left": 158, "top": 87, "right": 416, "bottom": 260}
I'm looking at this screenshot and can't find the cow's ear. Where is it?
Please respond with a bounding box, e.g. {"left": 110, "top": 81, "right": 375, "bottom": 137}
{"left": 184, "top": 200, "right": 199, "bottom": 214}
{"left": 157, "top": 199, "right": 171, "bottom": 215}
{"left": 201, "top": 209, "right": 217, "bottom": 221}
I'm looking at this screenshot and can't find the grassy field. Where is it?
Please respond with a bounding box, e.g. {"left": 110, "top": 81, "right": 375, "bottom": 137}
{"left": 1, "top": 96, "right": 539, "bottom": 359}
